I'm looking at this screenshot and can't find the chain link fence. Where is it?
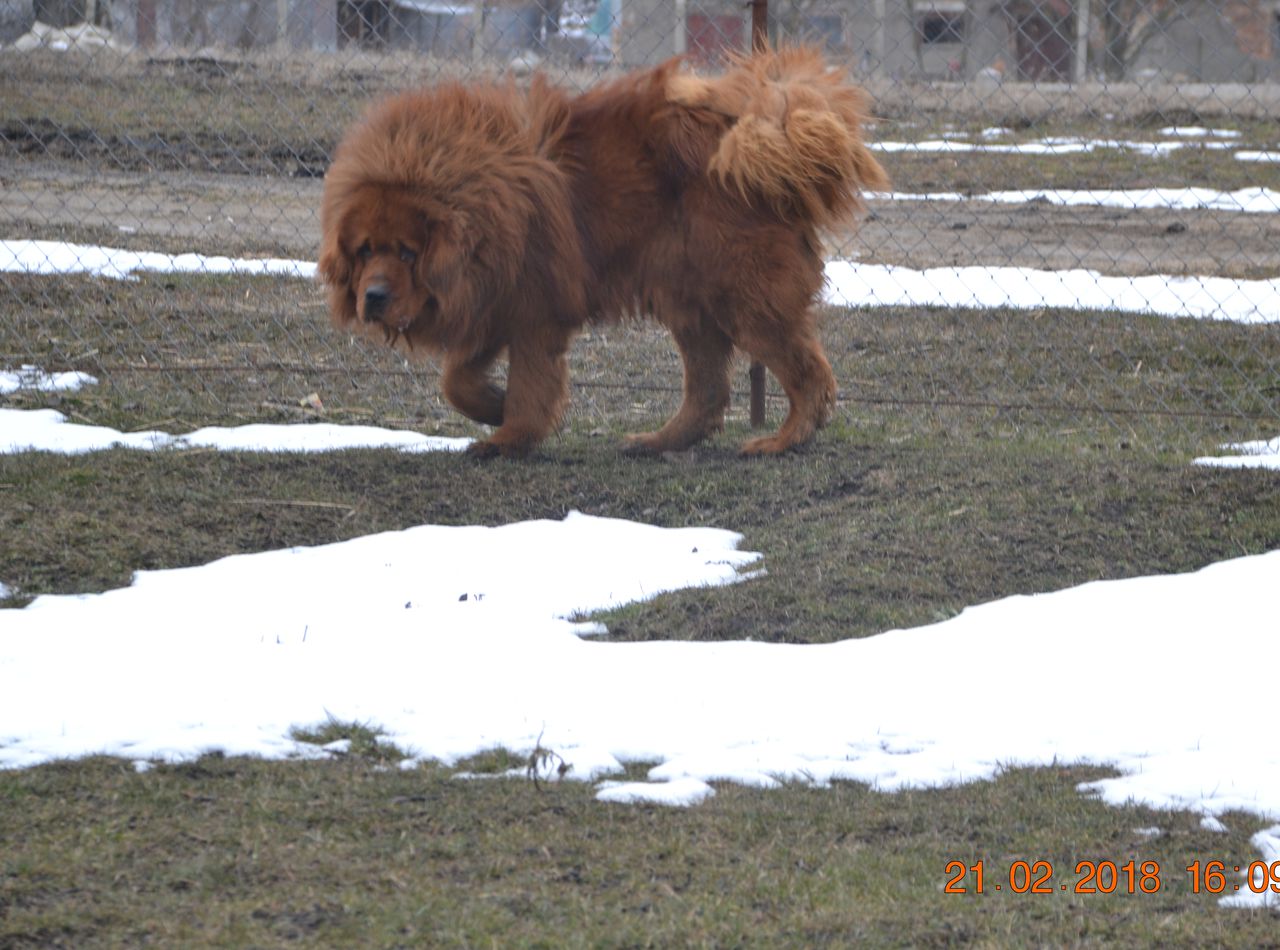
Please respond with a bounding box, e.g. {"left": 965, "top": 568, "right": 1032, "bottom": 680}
{"left": 2, "top": 0, "right": 1279, "bottom": 449}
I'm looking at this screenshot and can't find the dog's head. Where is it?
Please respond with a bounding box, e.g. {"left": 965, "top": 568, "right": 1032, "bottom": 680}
{"left": 318, "top": 182, "right": 472, "bottom": 347}
{"left": 318, "top": 82, "right": 585, "bottom": 353}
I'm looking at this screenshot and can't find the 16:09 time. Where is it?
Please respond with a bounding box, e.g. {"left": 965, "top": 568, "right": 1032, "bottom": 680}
{"left": 1186, "top": 860, "right": 1280, "bottom": 894}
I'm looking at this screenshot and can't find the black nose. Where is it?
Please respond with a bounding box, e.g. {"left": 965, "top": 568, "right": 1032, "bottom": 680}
{"left": 363, "top": 283, "right": 390, "bottom": 321}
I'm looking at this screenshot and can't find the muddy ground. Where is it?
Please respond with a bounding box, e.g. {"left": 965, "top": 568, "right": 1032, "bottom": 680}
{"left": 6, "top": 152, "right": 1280, "bottom": 279}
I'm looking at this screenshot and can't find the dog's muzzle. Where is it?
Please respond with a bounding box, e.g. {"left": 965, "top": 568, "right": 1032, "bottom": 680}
{"left": 362, "top": 282, "right": 391, "bottom": 323}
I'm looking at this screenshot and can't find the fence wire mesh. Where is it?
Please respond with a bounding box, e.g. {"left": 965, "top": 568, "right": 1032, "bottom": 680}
{"left": 2, "top": 0, "right": 1278, "bottom": 451}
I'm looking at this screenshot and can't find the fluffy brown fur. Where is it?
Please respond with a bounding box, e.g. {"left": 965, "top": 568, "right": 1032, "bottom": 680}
{"left": 318, "top": 46, "right": 888, "bottom": 458}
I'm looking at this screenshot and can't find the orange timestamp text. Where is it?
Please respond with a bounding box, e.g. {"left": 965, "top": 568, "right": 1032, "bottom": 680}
{"left": 944, "top": 859, "right": 1280, "bottom": 895}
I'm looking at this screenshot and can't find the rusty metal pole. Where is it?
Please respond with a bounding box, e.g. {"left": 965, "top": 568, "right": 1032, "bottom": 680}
{"left": 747, "top": 0, "right": 768, "bottom": 429}
{"left": 749, "top": 0, "right": 767, "bottom": 51}
{"left": 137, "top": 0, "right": 156, "bottom": 47}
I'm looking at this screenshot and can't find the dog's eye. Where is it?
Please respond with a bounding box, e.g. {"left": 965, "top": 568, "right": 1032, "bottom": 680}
{"left": 357, "top": 243, "right": 372, "bottom": 261}
{"left": 399, "top": 245, "right": 417, "bottom": 264}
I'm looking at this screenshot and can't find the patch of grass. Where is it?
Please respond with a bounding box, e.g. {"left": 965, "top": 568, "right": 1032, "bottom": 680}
{"left": 1, "top": 421, "right": 1277, "bottom": 635}
{"left": 290, "top": 715, "right": 407, "bottom": 763}
{"left": 2, "top": 757, "right": 1276, "bottom": 947}
{"left": 0, "top": 271, "right": 457, "bottom": 428}
{"left": 4, "top": 281, "right": 1278, "bottom": 624}
{"left": 5, "top": 348, "right": 1277, "bottom": 943}
{"left": 5, "top": 270, "right": 1278, "bottom": 447}
{"left": 454, "top": 746, "right": 532, "bottom": 775}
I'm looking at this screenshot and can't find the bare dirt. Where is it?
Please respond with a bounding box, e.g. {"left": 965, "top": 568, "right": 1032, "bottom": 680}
{"left": 6, "top": 154, "right": 1280, "bottom": 279}
{"left": 0, "top": 158, "right": 323, "bottom": 258}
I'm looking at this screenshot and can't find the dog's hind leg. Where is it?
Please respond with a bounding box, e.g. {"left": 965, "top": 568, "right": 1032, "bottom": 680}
{"left": 735, "top": 318, "right": 836, "bottom": 456}
{"left": 443, "top": 347, "right": 506, "bottom": 427}
{"left": 466, "top": 329, "right": 572, "bottom": 459}
{"left": 623, "top": 320, "right": 733, "bottom": 455}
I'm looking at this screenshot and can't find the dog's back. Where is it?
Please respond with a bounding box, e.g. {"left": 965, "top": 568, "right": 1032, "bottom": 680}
{"left": 551, "top": 63, "right": 693, "bottom": 317}
{"left": 550, "top": 47, "right": 887, "bottom": 320}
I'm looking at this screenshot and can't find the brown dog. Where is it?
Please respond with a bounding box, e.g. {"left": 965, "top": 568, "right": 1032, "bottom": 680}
{"left": 319, "top": 46, "right": 888, "bottom": 458}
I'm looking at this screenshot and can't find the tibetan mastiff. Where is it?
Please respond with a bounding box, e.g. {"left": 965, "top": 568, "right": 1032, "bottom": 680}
{"left": 319, "top": 46, "right": 888, "bottom": 458}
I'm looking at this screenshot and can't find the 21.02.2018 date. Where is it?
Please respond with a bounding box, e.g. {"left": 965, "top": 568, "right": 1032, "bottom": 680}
{"left": 945, "top": 859, "right": 1280, "bottom": 895}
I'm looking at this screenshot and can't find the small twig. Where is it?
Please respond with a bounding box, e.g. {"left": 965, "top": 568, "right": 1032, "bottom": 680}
{"left": 526, "top": 727, "right": 571, "bottom": 790}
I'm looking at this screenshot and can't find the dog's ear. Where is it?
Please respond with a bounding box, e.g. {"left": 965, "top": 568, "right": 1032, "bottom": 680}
{"left": 318, "top": 219, "right": 358, "bottom": 325}
{"left": 317, "top": 202, "right": 354, "bottom": 286}
{"left": 317, "top": 237, "right": 351, "bottom": 289}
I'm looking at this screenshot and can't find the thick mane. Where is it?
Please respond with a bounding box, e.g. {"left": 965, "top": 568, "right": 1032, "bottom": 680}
{"left": 322, "top": 81, "right": 572, "bottom": 223}
{"left": 319, "top": 80, "right": 584, "bottom": 347}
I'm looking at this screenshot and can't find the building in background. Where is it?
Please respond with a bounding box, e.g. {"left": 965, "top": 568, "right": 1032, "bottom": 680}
{"left": 3, "top": 0, "right": 1278, "bottom": 82}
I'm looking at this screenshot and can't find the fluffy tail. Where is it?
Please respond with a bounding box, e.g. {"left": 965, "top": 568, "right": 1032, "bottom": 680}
{"left": 666, "top": 46, "right": 889, "bottom": 228}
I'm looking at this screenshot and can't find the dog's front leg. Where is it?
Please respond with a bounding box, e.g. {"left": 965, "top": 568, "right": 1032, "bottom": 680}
{"left": 466, "top": 329, "right": 571, "bottom": 459}
{"left": 442, "top": 348, "right": 506, "bottom": 427}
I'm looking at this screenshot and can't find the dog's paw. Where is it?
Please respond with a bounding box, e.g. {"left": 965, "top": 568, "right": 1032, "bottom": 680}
{"left": 620, "top": 433, "right": 662, "bottom": 456}
{"left": 739, "top": 434, "right": 800, "bottom": 456}
{"left": 465, "top": 440, "right": 500, "bottom": 460}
